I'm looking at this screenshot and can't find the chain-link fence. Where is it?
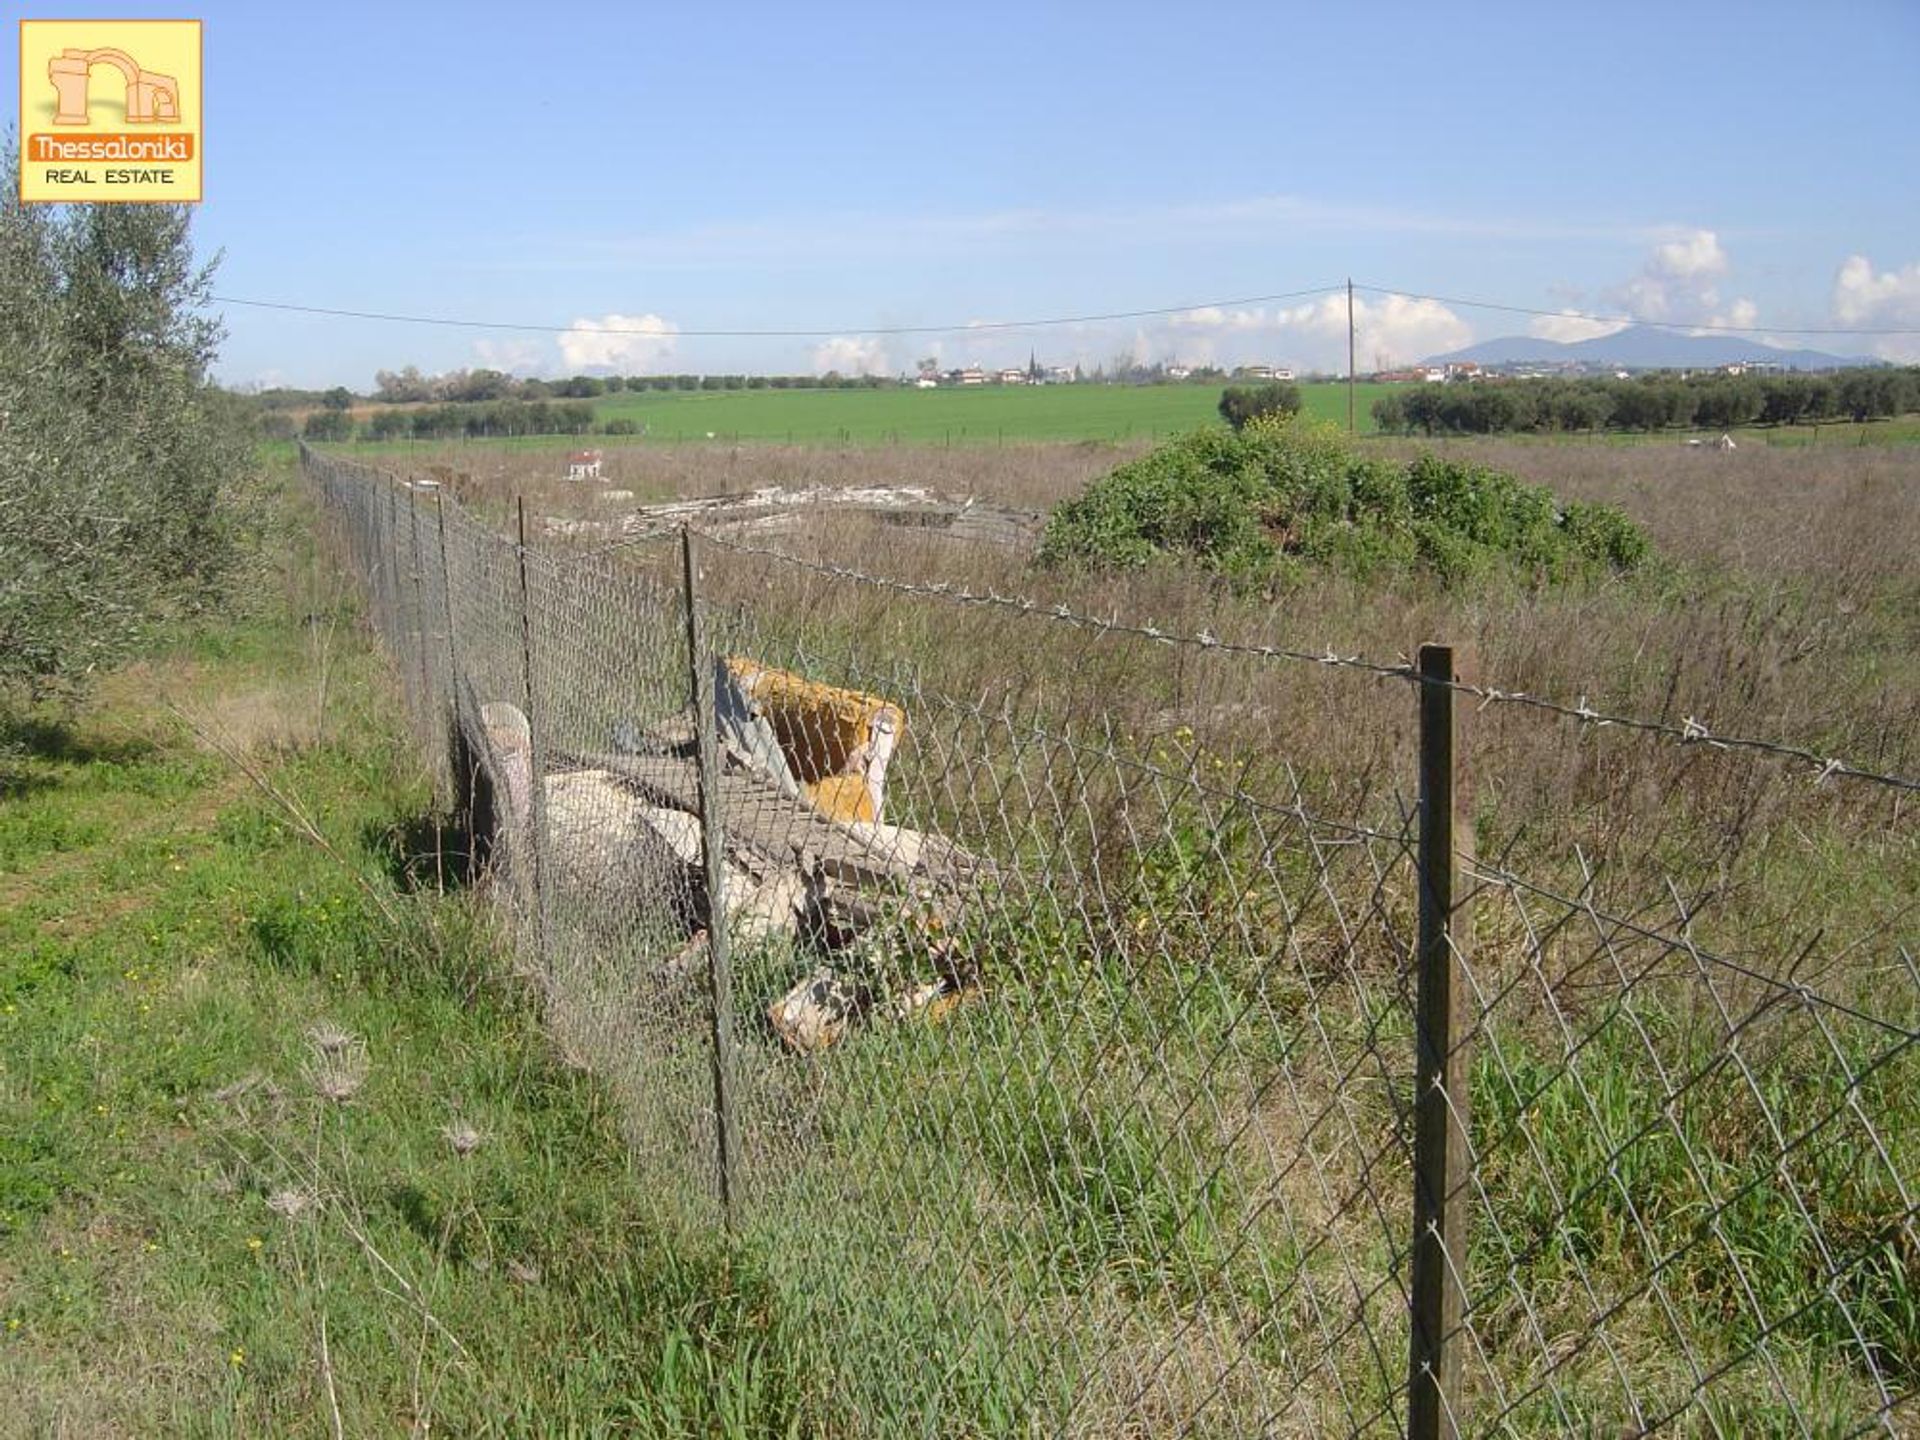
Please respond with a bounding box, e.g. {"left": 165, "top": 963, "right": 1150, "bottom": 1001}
{"left": 306, "top": 445, "right": 1916, "bottom": 1438}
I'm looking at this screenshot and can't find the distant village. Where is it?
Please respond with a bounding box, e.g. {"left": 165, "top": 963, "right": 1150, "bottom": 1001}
{"left": 1369, "top": 359, "right": 1805, "bottom": 384}
{"left": 912, "top": 355, "right": 1299, "bottom": 388}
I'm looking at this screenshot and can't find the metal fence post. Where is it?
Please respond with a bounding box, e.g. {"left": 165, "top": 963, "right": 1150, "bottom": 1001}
{"left": 406, "top": 485, "right": 434, "bottom": 763}
{"left": 514, "top": 496, "right": 555, "bottom": 981}
{"left": 1409, "top": 642, "right": 1471, "bottom": 1440}
{"left": 435, "top": 494, "right": 469, "bottom": 887}
{"left": 681, "top": 526, "right": 741, "bottom": 1230}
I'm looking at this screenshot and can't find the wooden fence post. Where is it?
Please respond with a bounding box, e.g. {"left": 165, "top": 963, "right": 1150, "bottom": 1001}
{"left": 681, "top": 527, "right": 741, "bottom": 1230}
{"left": 1409, "top": 642, "right": 1471, "bottom": 1440}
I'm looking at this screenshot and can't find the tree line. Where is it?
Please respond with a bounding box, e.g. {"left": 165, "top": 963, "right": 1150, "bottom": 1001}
{"left": 361, "top": 366, "right": 904, "bottom": 405}
{"left": 1371, "top": 368, "right": 1920, "bottom": 437}
{"left": 293, "top": 398, "right": 600, "bottom": 443}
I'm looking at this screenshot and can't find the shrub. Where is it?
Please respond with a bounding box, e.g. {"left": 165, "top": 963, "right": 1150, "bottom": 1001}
{"left": 1217, "top": 382, "right": 1303, "bottom": 431}
{"left": 1039, "top": 417, "right": 1651, "bottom": 588}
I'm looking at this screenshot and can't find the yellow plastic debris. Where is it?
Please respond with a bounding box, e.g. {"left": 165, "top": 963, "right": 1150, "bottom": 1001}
{"left": 726, "top": 659, "right": 906, "bottom": 824}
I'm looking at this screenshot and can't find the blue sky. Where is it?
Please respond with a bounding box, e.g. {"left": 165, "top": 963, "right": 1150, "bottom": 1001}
{"left": 11, "top": 0, "right": 1920, "bottom": 385}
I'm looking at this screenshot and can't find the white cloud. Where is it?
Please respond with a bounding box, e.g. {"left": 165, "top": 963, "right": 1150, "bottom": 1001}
{"left": 1270, "top": 292, "right": 1471, "bottom": 370}
{"left": 1651, "top": 229, "right": 1729, "bottom": 281}
{"left": 1612, "top": 228, "right": 1731, "bottom": 323}
{"left": 1832, "top": 255, "right": 1920, "bottom": 362}
{"left": 1529, "top": 310, "right": 1630, "bottom": 344}
{"left": 1172, "top": 305, "right": 1269, "bottom": 331}
{"left": 556, "top": 312, "right": 678, "bottom": 372}
{"left": 1831, "top": 254, "right": 1920, "bottom": 323}
{"left": 810, "top": 335, "right": 890, "bottom": 376}
{"left": 1687, "top": 297, "right": 1759, "bottom": 336}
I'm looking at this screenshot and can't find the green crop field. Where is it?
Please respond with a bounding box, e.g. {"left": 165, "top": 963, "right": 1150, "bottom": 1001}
{"left": 587, "top": 380, "right": 1390, "bottom": 444}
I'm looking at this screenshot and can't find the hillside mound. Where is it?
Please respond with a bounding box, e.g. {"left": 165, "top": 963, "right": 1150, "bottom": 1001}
{"left": 1038, "top": 418, "right": 1649, "bottom": 586}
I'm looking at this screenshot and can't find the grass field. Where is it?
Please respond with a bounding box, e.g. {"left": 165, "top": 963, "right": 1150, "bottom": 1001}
{"left": 591, "top": 379, "right": 1387, "bottom": 443}
{"left": 316, "top": 382, "right": 1920, "bottom": 461}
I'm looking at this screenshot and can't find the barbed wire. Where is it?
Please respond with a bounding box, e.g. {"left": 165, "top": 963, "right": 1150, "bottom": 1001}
{"left": 687, "top": 529, "right": 1920, "bottom": 794}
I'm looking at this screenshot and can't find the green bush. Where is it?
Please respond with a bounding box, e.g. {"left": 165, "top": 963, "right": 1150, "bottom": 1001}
{"left": 1039, "top": 417, "right": 1651, "bottom": 588}
{"left": 1217, "top": 381, "right": 1303, "bottom": 431}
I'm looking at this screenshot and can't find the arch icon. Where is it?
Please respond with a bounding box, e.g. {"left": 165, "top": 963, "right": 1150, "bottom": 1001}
{"left": 48, "top": 47, "right": 181, "bottom": 126}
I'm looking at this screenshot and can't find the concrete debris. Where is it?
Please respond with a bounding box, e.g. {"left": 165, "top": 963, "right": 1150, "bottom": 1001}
{"left": 542, "top": 484, "right": 1040, "bottom": 549}
{"left": 767, "top": 969, "right": 860, "bottom": 1053}
{"left": 462, "top": 665, "right": 989, "bottom": 1059}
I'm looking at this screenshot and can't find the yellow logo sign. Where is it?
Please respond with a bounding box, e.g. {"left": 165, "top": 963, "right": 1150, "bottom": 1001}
{"left": 18, "top": 20, "right": 203, "bottom": 203}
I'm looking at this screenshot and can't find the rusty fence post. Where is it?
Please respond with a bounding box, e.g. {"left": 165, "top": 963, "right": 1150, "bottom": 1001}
{"left": 681, "top": 526, "right": 741, "bottom": 1230}
{"left": 1408, "top": 642, "right": 1472, "bottom": 1440}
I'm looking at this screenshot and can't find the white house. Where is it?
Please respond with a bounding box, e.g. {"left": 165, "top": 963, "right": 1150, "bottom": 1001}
{"left": 565, "top": 449, "right": 604, "bottom": 481}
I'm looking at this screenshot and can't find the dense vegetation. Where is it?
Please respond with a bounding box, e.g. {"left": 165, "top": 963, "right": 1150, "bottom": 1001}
{"left": 0, "top": 158, "right": 252, "bottom": 703}
{"left": 295, "top": 397, "right": 601, "bottom": 443}
{"left": 1372, "top": 366, "right": 1920, "bottom": 437}
{"left": 1040, "top": 417, "right": 1649, "bottom": 585}
{"left": 1218, "top": 381, "right": 1303, "bottom": 430}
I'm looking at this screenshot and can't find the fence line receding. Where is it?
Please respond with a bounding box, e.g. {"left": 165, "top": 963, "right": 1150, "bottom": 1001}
{"left": 307, "top": 444, "right": 1916, "bottom": 1439}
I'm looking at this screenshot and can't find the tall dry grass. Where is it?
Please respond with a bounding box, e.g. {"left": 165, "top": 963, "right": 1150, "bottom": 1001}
{"left": 408, "top": 435, "right": 1918, "bottom": 975}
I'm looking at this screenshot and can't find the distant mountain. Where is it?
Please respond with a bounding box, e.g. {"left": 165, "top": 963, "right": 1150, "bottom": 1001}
{"left": 1427, "top": 326, "right": 1870, "bottom": 371}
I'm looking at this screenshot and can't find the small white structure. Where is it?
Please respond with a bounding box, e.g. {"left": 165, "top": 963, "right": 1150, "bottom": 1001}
{"left": 565, "top": 449, "right": 604, "bottom": 481}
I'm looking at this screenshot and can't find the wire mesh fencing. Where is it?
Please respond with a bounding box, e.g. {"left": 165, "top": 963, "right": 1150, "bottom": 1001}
{"left": 305, "top": 445, "right": 1916, "bottom": 1438}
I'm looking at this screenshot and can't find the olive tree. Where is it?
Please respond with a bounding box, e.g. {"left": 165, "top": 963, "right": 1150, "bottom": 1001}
{"left": 1218, "top": 382, "right": 1303, "bottom": 430}
{"left": 1, "top": 146, "right": 251, "bottom": 703}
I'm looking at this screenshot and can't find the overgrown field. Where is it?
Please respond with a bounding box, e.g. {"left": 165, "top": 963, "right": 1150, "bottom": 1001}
{"left": 0, "top": 474, "right": 816, "bottom": 1437}
{"left": 356, "top": 428, "right": 1919, "bottom": 1432}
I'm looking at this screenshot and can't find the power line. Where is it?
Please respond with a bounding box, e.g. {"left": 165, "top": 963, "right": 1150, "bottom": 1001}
{"left": 1353, "top": 282, "right": 1920, "bottom": 337}
{"left": 213, "top": 278, "right": 1920, "bottom": 341}
{"left": 209, "top": 284, "right": 1347, "bottom": 340}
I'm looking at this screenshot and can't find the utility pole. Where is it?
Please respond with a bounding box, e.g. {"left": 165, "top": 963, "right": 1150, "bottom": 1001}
{"left": 1347, "top": 278, "right": 1357, "bottom": 435}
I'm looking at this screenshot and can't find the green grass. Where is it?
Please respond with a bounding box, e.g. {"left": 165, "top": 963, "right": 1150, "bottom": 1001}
{"left": 328, "top": 382, "right": 1395, "bottom": 455}
{"left": 310, "top": 386, "right": 1920, "bottom": 460}
{"left": 0, "top": 476, "right": 814, "bottom": 1437}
